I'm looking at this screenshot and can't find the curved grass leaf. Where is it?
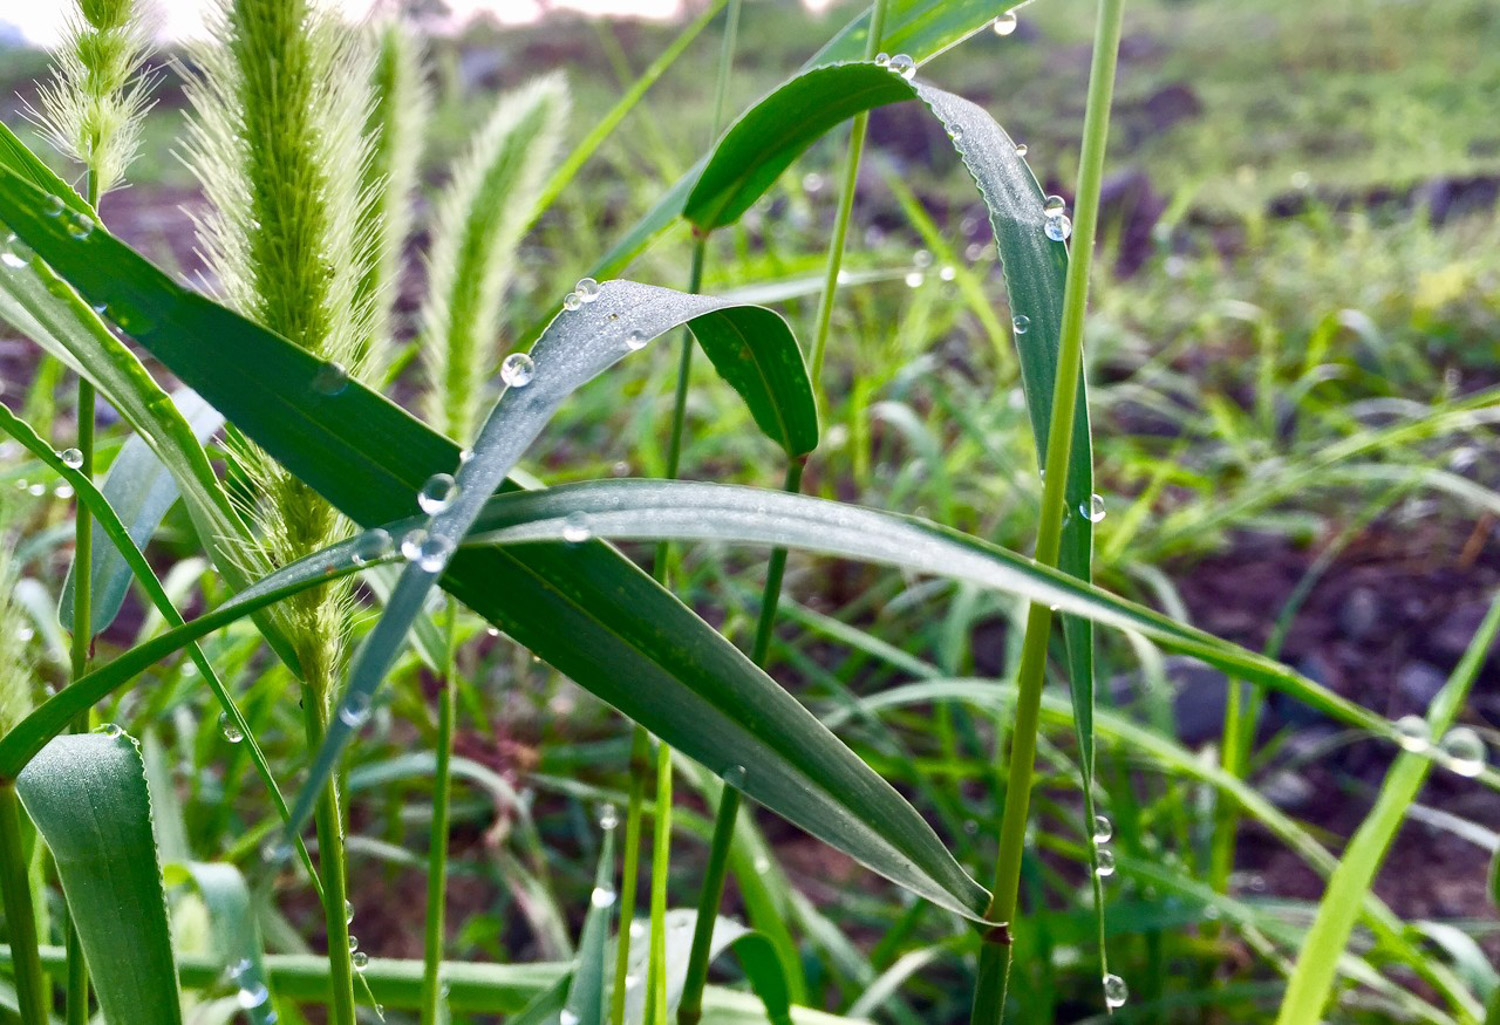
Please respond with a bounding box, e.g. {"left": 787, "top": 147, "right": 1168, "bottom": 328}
{"left": 566, "top": 823, "right": 617, "bottom": 1025}
{"left": 60, "top": 388, "right": 224, "bottom": 636}
{"left": 0, "top": 174, "right": 987, "bottom": 922}
{"left": 0, "top": 532, "right": 396, "bottom": 781}
{"left": 167, "top": 862, "right": 278, "bottom": 1025}
{"left": 464, "top": 480, "right": 1385, "bottom": 737}
{"left": 290, "top": 280, "right": 817, "bottom": 839}
{"left": 588, "top": 2, "right": 1014, "bottom": 277}
{"left": 0, "top": 399, "right": 317, "bottom": 885}
{"left": 16, "top": 732, "right": 183, "bottom": 1025}
{"left": 615, "top": 910, "right": 791, "bottom": 1025}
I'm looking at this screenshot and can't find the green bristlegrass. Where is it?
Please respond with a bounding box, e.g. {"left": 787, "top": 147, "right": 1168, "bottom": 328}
{"left": 181, "top": 1, "right": 376, "bottom": 1021}
{"left": 418, "top": 74, "right": 568, "bottom": 441}
{"left": 357, "top": 22, "right": 431, "bottom": 375}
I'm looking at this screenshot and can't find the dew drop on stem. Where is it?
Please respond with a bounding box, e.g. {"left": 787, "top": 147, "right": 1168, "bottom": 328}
{"left": 351, "top": 528, "right": 392, "bottom": 566}
{"left": 993, "top": 10, "right": 1018, "bottom": 35}
{"left": 219, "top": 713, "right": 244, "bottom": 744}
{"left": 1439, "top": 726, "right": 1486, "bottom": 776}
{"left": 59, "top": 447, "right": 83, "bottom": 469}
{"left": 1103, "top": 973, "right": 1128, "bottom": 1009}
{"left": 1092, "top": 814, "right": 1112, "bottom": 843}
{"left": 418, "top": 472, "right": 459, "bottom": 515}
{"left": 1394, "top": 714, "right": 1430, "bottom": 753}
{"left": 1095, "top": 848, "right": 1116, "bottom": 877}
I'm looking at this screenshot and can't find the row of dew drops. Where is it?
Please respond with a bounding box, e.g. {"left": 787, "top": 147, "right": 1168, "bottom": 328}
{"left": 1090, "top": 813, "right": 1128, "bottom": 1010}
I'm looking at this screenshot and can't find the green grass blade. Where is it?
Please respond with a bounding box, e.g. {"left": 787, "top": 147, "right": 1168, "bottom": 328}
{"left": 169, "top": 862, "right": 278, "bottom": 1025}
{"left": 1274, "top": 595, "right": 1500, "bottom": 1025}
{"left": 16, "top": 731, "right": 183, "bottom": 1025}
{"left": 0, "top": 531, "right": 397, "bottom": 781}
{"left": 59, "top": 388, "right": 223, "bottom": 635}
{"left": 290, "top": 280, "right": 816, "bottom": 838}
{"left": 568, "top": 815, "right": 618, "bottom": 1025}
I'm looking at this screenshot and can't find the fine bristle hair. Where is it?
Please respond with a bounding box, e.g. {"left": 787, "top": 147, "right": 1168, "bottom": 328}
{"left": 32, "top": 0, "right": 156, "bottom": 199}
{"left": 356, "top": 22, "right": 432, "bottom": 376}
{"left": 417, "top": 73, "right": 569, "bottom": 442}
{"left": 180, "top": 0, "right": 378, "bottom": 701}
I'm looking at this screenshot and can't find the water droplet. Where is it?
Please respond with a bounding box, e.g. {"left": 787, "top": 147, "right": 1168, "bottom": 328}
{"left": 347, "top": 934, "right": 359, "bottom": 952}
{"left": 500, "top": 352, "right": 535, "bottom": 388}
{"left": 1095, "top": 848, "right": 1116, "bottom": 877}
{"left": 993, "top": 10, "right": 1018, "bottom": 35}
{"left": 1012, "top": 315, "right": 1030, "bottom": 334}
{"left": 1081, "top": 493, "right": 1106, "bottom": 523}
{"left": 485, "top": 626, "right": 501, "bottom": 638}
{"left": 261, "top": 839, "right": 293, "bottom": 866}
{"left": 418, "top": 473, "right": 459, "bottom": 515}
{"left": 886, "top": 53, "right": 916, "bottom": 79}
{"left": 802, "top": 171, "right": 825, "bottom": 193}
{"left": 873, "top": 52, "right": 890, "bottom": 66}
{"left": 312, "top": 361, "right": 348, "bottom": 396}
{"left": 346, "top": 900, "right": 355, "bottom": 924}
{"left": 27, "top": 482, "right": 45, "bottom": 498}
{"left": 598, "top": 803, "right": 619, "bottom": 831}
{"left": 1395, "top": 714, "right": 1430, "bottom": 753}
{"left": 1014, "top": 143, "right": 1028, "bottom": 157}
{"left": 236, "top": 982, "right": 269, "bottom": 1009}
{"left": 351, "top": 528, "right": 393, "bottom": 566}
{"left": 722, "top": 764, "right": 748, "bottom": 787}
{"left": 59, "top": 447, "right": 83, "bottom": 469}
{"left": 913, "top": 249, "right": 933, "bottom": 269}
{"left": 1044, "top": 214, "right": 1073, "bottom": 242}
{"left": 225, "top": 957, "right": 252, "bottom": 984}
{"left": 625, "top": 329, "right": 649, "bottom": 351}
{"left": 753, "top": 855, "right": 771, "bottom": 874}
{"left": 351, "top": 951, "right": 369, "bottom": 970}
{"left": 43, "top": 195, "right": 65, "bottom": 217}
{"left": 1092, "top": 814, "right": 1112, "bottom": 843}
{"left": 1, "top": 234, "right": 29, "bottom": 269}
{"left": 219, "top": 713, "right": 244, "bottom": 743}
{"left": 415, "top": 533, "right": 455, "bottom": 572}
{"left": 339, "top": 692, "right": 373, "bottom": 728}
{"left": 575, "top": 277, "right": 601, "bottom": 302}
{"left": 1439, "top": 726, "right": 1487, "bottom": 777}
{"left": 1103, "top": 973, "right": 1128, "bottom": 1009}
{"left": 400, "top": 528, "right": 429, "bottom": 563}
{"left": 562, "top": 292, "right": 582, "bottom": 312}
{"left": 94, "top": 723, "right": 124, "bottom": 739}
{"left": 562, "top": 512, "right": 592, "bottom": 544}
{"left": 939, "top": 264, "right": 957, "bottom": 282}
{"left": 590, "top": 885, "right": 617, "bottom": 909}
{"left": 1043, "top": 195, "right": 1067, "bottom": 216}
{"left": 629, "top": 921, "right": 646, "bottom": 940}
{"left": 561, "top": 1010, "right": 581, "bottom": 1025}
{"left": 948, "top": 123, "right": 964, "bottom": 142}
{"left": 904, "top": 270, "right": 924, "bottom": 289}
{"left": 67, "top": 213, "right": 94, "bottom": 240}
{"left": 54, "top": 484, "right": 73, "bottom": 500}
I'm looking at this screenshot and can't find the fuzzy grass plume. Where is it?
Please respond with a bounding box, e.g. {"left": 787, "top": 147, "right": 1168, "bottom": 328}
{"left": 357, "top": 22, "right": 431, "bottom": 375}
{"left": 33, "top": 0, "right": 154, "bottom": 199}
{"left": 418, "top": 74, "right": 568, "bottom": 442}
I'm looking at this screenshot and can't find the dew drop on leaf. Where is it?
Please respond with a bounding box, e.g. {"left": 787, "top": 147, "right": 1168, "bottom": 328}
{"left": 500, "top": 352, "right": 535, "bottom": 387}
{"left": 219, "top": 713, "right": 244, "bottom": 744}
{"left": 418, "top": 472, "right": 459, "bottom": 515}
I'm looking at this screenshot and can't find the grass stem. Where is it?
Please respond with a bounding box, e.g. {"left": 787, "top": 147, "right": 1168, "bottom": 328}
{"left": 419, "top": 602, "right": 459, "bottom": 1025}
{"left": 609, "top": 727, "right": 652, "bottom": 1025}
{"left": 0, "top": 783, "right": 48, "bottom": 1025}
{"left": 973, "top": 0, "right": 1126, "bottom": 1019}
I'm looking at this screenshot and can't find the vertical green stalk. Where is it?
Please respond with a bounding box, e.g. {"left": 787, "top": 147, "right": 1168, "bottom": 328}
{"left": 0, "top": 783, "right": 48, "bottom": 1025}
{"left": 610, "top": 727, "right": 652, "bottom": 1025}
{"left": 808, "top": 0, "right": 892, "bottom": 390}
{"left": 677, "top": 457, "right": 804, "bottom": 1025}
{"left": 64, "top": 164, "right": 103, "bottom": 1025}
{"left": 644, "top": 739, "right": 674, "bottom": 1025}
{"left": 972, "top": 0, "right": 1125, "bottom": 1021}
{"left": 419, "top": 602, "right": 459, "bottom": 1025}
{"left": 300, "top": 685, "right": 358, "bottom": 1025}
{"left": 633, "top": 6, "right": 742, "bottom": 1019}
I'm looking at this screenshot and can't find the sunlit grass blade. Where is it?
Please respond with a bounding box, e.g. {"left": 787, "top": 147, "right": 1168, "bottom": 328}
{"left": 167, "top": 862, "right": 278, "bottom": 1025}
{"left": 17, "top": 731, "right": 183, "bottom": 1025}
{"left": 1274, "top": 594, "right": 1500, "bottom": 1025}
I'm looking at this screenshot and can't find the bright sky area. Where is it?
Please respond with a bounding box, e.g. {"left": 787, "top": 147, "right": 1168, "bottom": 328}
{"left": 5, "top": 0, "right": 838, "bottom": 46}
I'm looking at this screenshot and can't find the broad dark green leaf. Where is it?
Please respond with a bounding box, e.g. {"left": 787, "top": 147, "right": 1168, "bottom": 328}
{"left": 0, "top": 122, "right": 93, "bottom": 219}
{"left": 292, "top": 280, "right": 817, "bottom": 840}
{"left": 463, "top": 480, "right": 1387, "bottom": 736}
{"left": 0, "top": 169, "right": 989, "bottom": 923}
{"left": 17, "top": 732, "right": 183, "bottom": 1025}
{"left": 588, "top": 1, "right": 1015, "bottom": 277}
{"left": 60, "top": 388, "right": 224, "bottom": 636}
